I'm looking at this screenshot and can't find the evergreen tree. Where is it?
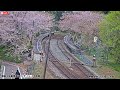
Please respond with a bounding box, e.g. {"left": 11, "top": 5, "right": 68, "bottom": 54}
{"left": 99, "top": 11, "right": 120, "bottom": 63}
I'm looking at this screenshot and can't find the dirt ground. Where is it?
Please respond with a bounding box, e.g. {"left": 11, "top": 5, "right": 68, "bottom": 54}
{"left": 31, "top": 62, "right": 55, "bottom": 79}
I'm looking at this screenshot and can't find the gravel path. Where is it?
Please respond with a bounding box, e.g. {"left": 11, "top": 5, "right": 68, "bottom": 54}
{"left": 50, "top": 39, "right": 69, "bottom": 62}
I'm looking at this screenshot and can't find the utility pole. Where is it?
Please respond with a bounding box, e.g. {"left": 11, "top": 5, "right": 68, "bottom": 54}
{"left": 30, "top": 20, "right": 34, "bottom": 46}
{"left": 43, "top": 30, "right": 52, "bottom": 79}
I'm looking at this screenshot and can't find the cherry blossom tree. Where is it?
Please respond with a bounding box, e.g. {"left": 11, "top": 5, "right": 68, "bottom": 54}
{"left": 0, "top": 13, "right": 16, "bottom": 42}
{"left": 59, "top": 11, "right": 104, "bottom": 46}
{"left": 19, "top": 11, "right": 54, "bottom": 45}
{"left": 0, "top": 11, "right": 54, "bottom": 55}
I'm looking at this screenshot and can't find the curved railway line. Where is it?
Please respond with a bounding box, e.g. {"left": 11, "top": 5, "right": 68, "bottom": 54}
{"left": 43, "top": 38, "right": 81, "bottom": 79}
{"left": 41, "top": 34, "right": 98, "bottom": 79}
{"left": 57, "top": 40, "right": 97, "bottom": 79}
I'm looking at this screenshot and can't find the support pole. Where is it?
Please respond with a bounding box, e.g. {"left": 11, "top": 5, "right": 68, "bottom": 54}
{"left": 43, "top": 30, "right": 52, "bottom": 79}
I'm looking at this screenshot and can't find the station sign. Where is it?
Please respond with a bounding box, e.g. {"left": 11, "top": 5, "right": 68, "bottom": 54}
{"left": 94, "top": 36, "right": 98, "bottom": 42}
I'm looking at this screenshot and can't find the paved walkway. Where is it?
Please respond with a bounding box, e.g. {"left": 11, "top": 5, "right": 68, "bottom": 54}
{"left": 0, "top": 62, "right": 25, "bottom": 79}
{"left": 50, "top": 39, "right": 69, "bottom": 62}
{"left": 33, "top": 33, "right": 49, "bottom": 62}
{"left": 76, "top": 54, "right": 93, "bottom": 66}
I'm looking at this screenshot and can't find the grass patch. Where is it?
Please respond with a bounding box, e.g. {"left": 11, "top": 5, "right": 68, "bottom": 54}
{"left": 86, "top": 55, "right": 120, "bottom": 78}
{"left": 75, "top": 52, "right": 120, "bottom": 78}
{"left": 32, "top": 62, "right": 54, "bottom": 79}
{"left": 27, "top": 44, "right": 33, "bottom": 50}
{"left": 106, "top": 62, "right": 120, "bottom": 72}
{"left": 0, "top": 45, "right": 22, "bottom": 63}
{"left": 54, "top": 31, "right": 67, "bottom": 36}
{"left": 92, "top": 65, "right": 120, "bottom": 79}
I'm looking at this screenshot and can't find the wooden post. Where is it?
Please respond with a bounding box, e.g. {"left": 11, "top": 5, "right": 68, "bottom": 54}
{"left": 93, "top": 55, "right": 96, "bottom": 67}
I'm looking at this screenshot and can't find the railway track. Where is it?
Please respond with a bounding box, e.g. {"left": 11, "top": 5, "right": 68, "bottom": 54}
{"left": 42, "top": 37, "right": 81, "bottom": 79}
{"left": 57, "top": 40, "right": 97, "bottom": 79}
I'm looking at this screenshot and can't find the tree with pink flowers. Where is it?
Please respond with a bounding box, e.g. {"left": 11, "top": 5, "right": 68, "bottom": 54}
{"left": 59, "top": 11, "right": 103, "bottom": 46}
{"left": 0, "top": 11, "right": 54, "bottom": 55}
